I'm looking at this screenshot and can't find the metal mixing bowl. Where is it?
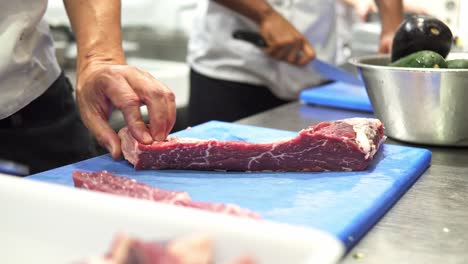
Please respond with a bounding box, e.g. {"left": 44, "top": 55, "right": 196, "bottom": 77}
{"left": 350, "top": 53, "right": 468, "bottom": 146}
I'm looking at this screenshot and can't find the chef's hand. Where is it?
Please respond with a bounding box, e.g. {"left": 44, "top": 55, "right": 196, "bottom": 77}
{"left": 343, "top": 0, "right": 377, "bottom": 21}
{"left": 378, "top": 30, "right": 395, "bottom": 54}
{"left": 375, "top": 0, "right": 403, "bottom": 54}
{"left": 76, "top": 60, "right": 176, "bottom": 159}
{"left": 259, "top": 11, "right": 315, "bottom": 65}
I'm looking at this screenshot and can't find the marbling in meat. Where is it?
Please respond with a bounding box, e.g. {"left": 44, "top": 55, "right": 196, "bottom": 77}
{"left": 72, "top": 170, "right": 260, "bottom": 219}
{"left": 119, "top": 118, "right": 385, "bottom": 172}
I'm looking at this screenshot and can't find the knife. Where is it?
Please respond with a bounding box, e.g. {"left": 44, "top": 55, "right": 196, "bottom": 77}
{"left": 232, "top": 30, "right": 363, "bottom": 86}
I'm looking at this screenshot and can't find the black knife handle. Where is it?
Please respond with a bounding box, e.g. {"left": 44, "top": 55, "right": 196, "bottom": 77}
{"left": 232, "top": 30, "right": 268, "bottom": 48}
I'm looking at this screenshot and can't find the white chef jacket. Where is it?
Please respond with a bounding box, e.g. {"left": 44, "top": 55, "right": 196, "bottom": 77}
{"left": 0, "top": 0, "right": 61, "bottom": 120}
{"left": 188, "top": 0, "right": 337, "bottom": 100}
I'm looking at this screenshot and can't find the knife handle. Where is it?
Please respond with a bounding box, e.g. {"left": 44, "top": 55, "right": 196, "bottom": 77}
{"left": 0, "top": 159, "right": 29, "bottom": 176}
{"left": 232, "top": 30, "right": 268, "bottom": 48}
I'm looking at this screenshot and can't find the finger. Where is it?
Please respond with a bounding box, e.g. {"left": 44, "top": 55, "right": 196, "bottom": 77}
{"left": 270, "top": 44, "right": 293, "bottom": 61}
{"left": 128, "top": 71, "right": 176, "bottom": 141}
{"left": 78, "top": 97, "right": 122, "bottom": 159}
{"left": 91, "top": 118, "right": 122, "bottom": 160}
{"left": 147, "top": 97, "right": 167, "bottom": 141}
{"left": 286, "top": 38, "right": 304, "bottom": 65}
{"left": 164, "top": 88, "right": 177, "bottom": 138}
{"left": 102, "top": 76, "right": 153, "bottom": 145}
{"left": 297, "top": 40, "right": 316, "bottom": 65}
{"left": 263, "top": 30, "right": 285, "bottom": 57}
{"left": 149, "top": 78, "right": 176, "bottom": 140}
{"left": 378, "top": 45, "right": 385, "bottom": 54}
{"left": 378, "top": 38, "right": 391, "bottom": 54}
{"left": 264, "top": 43, "right": 283, "bottom": 59}
{"left": 121, "top": 98, "right": 153, "bottom": 144}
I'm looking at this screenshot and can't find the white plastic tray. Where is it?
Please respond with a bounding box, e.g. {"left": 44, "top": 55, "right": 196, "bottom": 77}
{"left": 0, "top": 173, "right": 344, "bottom": 264}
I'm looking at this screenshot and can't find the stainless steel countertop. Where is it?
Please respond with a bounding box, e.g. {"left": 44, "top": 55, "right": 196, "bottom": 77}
{"left": 236, "top": 102, "right": 468, "bottom": 264}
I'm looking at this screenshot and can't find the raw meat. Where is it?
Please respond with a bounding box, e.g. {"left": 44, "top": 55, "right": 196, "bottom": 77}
{"left": 119, "top": 118, "right": 385, "bottom": 172}
{"left": 72, "top": 170, "right": 260, "bottom": 219}
{"left": 82, "top": 233, "right": 256, "bottom": 264}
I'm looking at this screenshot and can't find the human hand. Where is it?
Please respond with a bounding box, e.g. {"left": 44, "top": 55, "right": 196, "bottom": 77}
{"left": 378, "top": 30, "right": 395, "bottom": 54}
{"left": 342, "top": 0, "right": 376, "bottom": 21}
{"left": 76, "top": 61, "right": 176, "bottom": 159}
{"left": 353, "top": 0, "right": 377, "bottom": 21}
{"left": 259, "top": 11, "right": 315, "bottom": 65}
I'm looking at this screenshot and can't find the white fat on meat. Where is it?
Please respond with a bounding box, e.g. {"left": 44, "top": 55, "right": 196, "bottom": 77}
{"left": 343, "top": 118, "right": 383, "bottom": 159}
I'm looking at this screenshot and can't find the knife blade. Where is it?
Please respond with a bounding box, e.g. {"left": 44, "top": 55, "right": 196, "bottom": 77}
{"left": 232, "top": 30, "right": 363, "bottom": 86}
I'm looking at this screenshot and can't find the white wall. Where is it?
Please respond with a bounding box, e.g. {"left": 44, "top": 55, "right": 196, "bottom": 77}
{"left": 406, "top": 0, "right": 461, "bottom": 34}
{"left": 46, "top": 0, "right": 198, "bottom": 35}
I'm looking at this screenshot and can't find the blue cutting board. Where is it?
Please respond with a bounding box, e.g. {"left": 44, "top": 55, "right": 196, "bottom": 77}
{"left": 28, "top": 121, "right": 431, "bottom": 249}
{"left": 300, "top": 82, "right": 373, "bottom": 112}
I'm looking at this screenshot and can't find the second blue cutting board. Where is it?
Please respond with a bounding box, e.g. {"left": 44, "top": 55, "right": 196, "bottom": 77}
{"left": 28, "top": 121, "right": 431, "bottom": 249}
{"left": 300, "top": 81, "right": 373, "bottom": 112}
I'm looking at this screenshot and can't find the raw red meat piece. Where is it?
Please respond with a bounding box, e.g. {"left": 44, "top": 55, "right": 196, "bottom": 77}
{"left": 104, "top": 234, "right": 180, "bottom": 264}
{"left": 119, "top": 118, "right": 385, "bottom": 172}
{"left": 72, "top": 171, "right": 260, "bottom": 219}
{"left": 82, "top": 233, "right": 256, "bottom": 264}
{"left": 72, "top": 170, "right": 190, "bottom": 203}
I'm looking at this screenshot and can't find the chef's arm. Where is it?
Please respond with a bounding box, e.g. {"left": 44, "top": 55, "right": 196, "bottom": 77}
{"left": 374, "top": 0, "right": 404, "bottom": 53}
{"left": 63, "top": 0, "right": 176, "bottom": 159}
{"left": 213, "top": 0, "right": 315, "bottom": 65}
{"left": 63, "top": 0, "right": 125, "bottom": 73}
{"left": 213, "top": 0, "right": 274, "bottom": 24}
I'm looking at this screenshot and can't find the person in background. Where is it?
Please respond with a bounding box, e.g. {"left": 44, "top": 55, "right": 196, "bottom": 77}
{"left": 0, "top": 0, "right": 176, "bottom": 175}
{"left": 186, "top": 0, "right": 403, "bottom": 127}
{"left": 343, "top": 0, "right": 428, "bottom": 22}
{"left": 336, "top": 0, "right": 429, "bottom": 64}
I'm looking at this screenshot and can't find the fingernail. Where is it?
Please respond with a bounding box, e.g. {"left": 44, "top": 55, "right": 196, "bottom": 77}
{"left": 154, "top": 133, "right": 165, "bottom": 142}
{"left": 105, "top": 143, "right": 114, "bottom": 156}
{"left": 143, "top": 131, "right": 153, "bottom": 144}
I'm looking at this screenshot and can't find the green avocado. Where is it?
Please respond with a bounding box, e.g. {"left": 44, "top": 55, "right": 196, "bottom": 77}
{"left": 446, "top": 59, "right": 468, "bottom": 69}
{"left": 389, "top": 50, "right": 447, "bottom": 68}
